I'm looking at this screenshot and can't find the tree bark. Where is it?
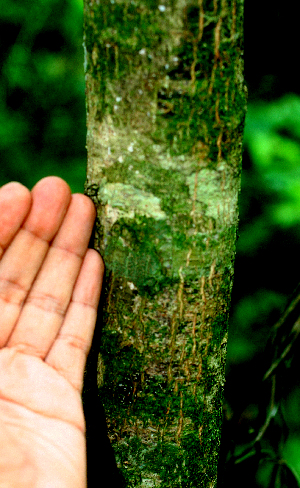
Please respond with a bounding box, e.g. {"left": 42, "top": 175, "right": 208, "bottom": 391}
{"left": 83, "top": 1, "right": 246, "bottom": 486}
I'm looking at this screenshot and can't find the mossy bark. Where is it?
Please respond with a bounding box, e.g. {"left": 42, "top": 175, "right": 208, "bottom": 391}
{"left": 83, "top": 1, "right": 246, "bottom": 486}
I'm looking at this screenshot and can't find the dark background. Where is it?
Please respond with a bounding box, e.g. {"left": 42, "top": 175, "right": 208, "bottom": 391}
{"left": 1, "top": 1, "right": 300, "bottom": 486}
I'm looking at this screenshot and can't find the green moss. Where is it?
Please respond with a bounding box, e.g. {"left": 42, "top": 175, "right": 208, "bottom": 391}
{"left": 211, "top": 315, "right": 228, "bottom": 346}
{"left": 85, "top": 0, "right": 246, "bottom": 486}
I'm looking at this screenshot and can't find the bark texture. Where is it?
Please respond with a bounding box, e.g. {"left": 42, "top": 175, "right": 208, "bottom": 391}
{"left": 83, "top": 1, "right": 246, "bottom": 486}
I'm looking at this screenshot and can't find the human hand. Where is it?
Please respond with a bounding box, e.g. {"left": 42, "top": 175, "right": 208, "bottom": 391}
{"left": 0, "top": 177, "right": 104, "bottom": 488}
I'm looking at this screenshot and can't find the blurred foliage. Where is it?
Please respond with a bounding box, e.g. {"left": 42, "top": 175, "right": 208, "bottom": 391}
{"left": 2, "top": 1, "right": 300, "bottom": 487}
{"left": 228, "top": 94, "right": 300, "bottom": 363}
{"left": 222, "top": 96, "right": 300, "bottom": 486}
{"left": 0, "top": 0, "right": 86, "bottom": 192}
{"left": 244, "top": 96, "right": 300, "bottom": 228}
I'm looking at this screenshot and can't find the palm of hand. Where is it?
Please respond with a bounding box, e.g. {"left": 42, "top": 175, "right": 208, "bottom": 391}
{"left": 0, "top": 350, "right": 86, "bottom": 487}
{"left": 0, "top": 178, "right": 103, "bottom": 488}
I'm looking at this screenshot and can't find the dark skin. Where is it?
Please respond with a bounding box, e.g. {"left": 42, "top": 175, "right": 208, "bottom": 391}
{"left": 0, "top": 177, "right": 104, "bottom": 487}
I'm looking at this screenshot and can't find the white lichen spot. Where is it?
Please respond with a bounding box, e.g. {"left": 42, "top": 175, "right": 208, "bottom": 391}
{"left": 114, "top": 105, "right": 119, "bottom": 111}
{"left": 105, "top": 205, "right": 119, "bottom": 226}
{"left": 165, "top": 64, "right": 169, "bottom": 69}
{"left": 141, "top": 473, "right": 162, "bottom": 487}
{"left": 158, "top": 5, "right": 166, "bottom": 11}
{"left": 127, "top": 281, "right": 137, "bottom": 291}
{"left": 100, "top": 183, "right": 167, "bottom": 222}
{"left": 116, "top": 96, "right": 122, "bottom": 102}
{"left": 118, "top": 156, "right": 124, "bottom": 163}
{"left": 133, "top": 295, "right": 142, "bottom": 314}
{"left": 92, "top": 46, "right": 98, "bottom": 66}
{"left": 83, "top": 43, "right": 88, "bottom": 72}
{"left": 128, "top": 143, "right": 134, "bottom": 152}
{"left": 107, "top": 147, "right": 111, "bottom": 156}
{"left": 173, "top": 56, "right": 179, "bottom": 63}
{"left": 139, "top": 48, "right": 146, "bottom": 55}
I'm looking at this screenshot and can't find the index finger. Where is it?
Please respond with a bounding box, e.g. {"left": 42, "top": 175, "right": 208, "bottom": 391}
{"left": 0, "top": 177, "right": 71, "bottom": 347}
{"left": 0, "top": 182, "right": 31, "bottom": 259}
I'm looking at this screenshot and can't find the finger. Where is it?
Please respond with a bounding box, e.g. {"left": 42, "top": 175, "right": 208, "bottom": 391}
{"left": 45, "top": 249, "right": 104, "bottom": 392}
{"left": 0, "top": 182, "right": 31, "bottom": 259}
{"left": 7, "top": 194, "right": 96, "bottom": 358}
{"left": 23, "top": 176, "right": 71, "bottom": 241}
{"left": 0, "top": 177, "right": 71, "bottom": 347}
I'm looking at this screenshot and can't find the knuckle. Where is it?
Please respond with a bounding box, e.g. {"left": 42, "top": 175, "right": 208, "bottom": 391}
{"left": 26, "top": 292, "right": 66, "bottom": 316}
{"left": 0, "top": 277, "right": 27, "bottom": 306}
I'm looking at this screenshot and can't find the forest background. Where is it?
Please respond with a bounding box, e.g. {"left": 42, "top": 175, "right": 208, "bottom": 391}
{"left": 1, "top": 1, "right": 300, "bottom": 486}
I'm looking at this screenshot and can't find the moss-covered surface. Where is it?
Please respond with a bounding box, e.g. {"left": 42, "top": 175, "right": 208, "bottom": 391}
{"left": 84, "top": 0, "right": 246, "bottom": 486}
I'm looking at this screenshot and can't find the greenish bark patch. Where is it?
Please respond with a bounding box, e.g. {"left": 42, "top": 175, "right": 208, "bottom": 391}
{"left": 84, "top": 0, "right": 246, "bottom": 486}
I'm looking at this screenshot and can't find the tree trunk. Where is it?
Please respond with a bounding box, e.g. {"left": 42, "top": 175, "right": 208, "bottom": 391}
{"left": 83, "top": 1, "right": 246, "bottom": 486}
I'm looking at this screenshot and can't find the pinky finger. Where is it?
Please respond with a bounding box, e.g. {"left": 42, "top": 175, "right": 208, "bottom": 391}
{"left": 45, "top": 249, "right": 104, "bottom": 392}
